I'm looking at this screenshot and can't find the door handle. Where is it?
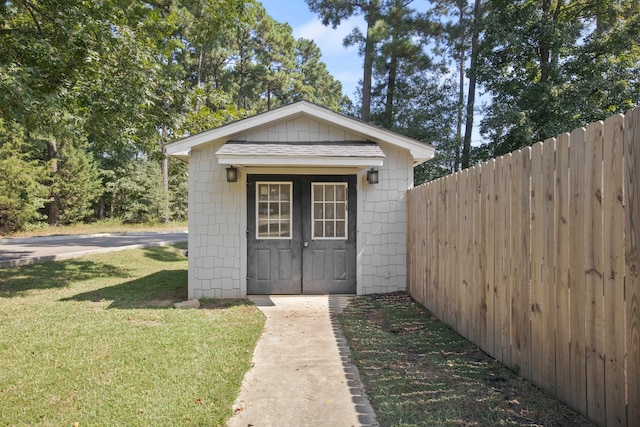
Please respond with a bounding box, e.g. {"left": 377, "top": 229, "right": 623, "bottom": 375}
{"left": 303, "top": 241, "right": 309, "bottom": 248}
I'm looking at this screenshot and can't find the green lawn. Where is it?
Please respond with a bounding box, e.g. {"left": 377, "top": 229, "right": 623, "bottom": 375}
{"left": 0, "top": 246, "right": 264, "bottom": 426}
{"left": 339, "top": 293, "right": 594, "bottom": 427}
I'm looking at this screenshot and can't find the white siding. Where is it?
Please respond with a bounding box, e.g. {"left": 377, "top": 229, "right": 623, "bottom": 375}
{"left": 188, "top": 144, "right": 243, "bottom": 299}
{"left": 235, "top": 117, "right": 360, "bottom": 142}
{"left": 358, "top": 143, "right": 413, "bottom": 294}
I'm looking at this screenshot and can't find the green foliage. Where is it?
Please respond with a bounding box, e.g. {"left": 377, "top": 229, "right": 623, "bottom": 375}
{"left": 0, "top": 121, "right": 49, "bottom": 233}
{"left": 294, "top": 38, "right": 345, "bottom": 110}
{"left": 477, "top": 0, "right": 640, "bottom": 156}
{"left": 168, "top": 159, "right": 189, "bottom": 222}
{"left": 54, "top": 141, "right": 104, "bottom": 225}
{"left": 105, "top": 159, "right": 166, "bottom": 223}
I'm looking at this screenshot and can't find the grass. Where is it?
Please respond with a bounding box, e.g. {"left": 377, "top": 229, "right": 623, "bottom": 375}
{"left": 338, "top": 293, "right": 594, "bottom": 427}
{"left": 0, "top": 245, "right": 264, "bottom": 426}
{"left": 2, "top": 219, "right": 188, "bottom": 239}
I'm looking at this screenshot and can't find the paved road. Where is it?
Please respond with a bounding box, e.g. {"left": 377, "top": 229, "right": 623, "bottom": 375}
{"left": 0, "top": 231, "right": 188, "bottom": 268}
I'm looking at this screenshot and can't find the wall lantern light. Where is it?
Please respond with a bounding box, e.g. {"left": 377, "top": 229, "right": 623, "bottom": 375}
{"left": 367, "top": 168, "right": 379, "bottom": 185}
{"left": 226, "top": 166, "right": 238, "bottom": 183}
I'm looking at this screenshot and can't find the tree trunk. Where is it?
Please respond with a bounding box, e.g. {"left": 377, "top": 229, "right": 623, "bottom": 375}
{"left": 46, "top": 138, "right": 60, "bottom": 225}
{"left": 361, "top": 0, "right": 379, "bottom": 122}
{"left": 455, "top": 5, "right": 466, "bottom": 172}
{"left": 197, "top": 47, "right": 204, "bottom": 87}
{"left": 384, "top": 53, "right": 398, "bottom": 128}
{"left": 462, "top": 0, "right": 481, "bottom": 169}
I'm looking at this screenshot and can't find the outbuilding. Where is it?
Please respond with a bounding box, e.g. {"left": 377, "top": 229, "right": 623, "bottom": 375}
{"left": 166, "top": 100, "right": 435, "bottom": 298}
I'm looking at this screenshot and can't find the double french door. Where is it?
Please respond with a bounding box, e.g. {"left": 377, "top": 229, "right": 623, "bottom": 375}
{"left": 247, "top": 175, "right": 356, "bottom": 294}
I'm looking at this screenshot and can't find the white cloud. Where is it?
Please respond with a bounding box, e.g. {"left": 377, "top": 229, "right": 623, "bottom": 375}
{"left": 293, "top": 17, "right": 362, "bottom": 58}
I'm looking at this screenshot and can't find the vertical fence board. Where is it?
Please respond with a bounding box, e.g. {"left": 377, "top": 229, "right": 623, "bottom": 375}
{"left": 519, "top": 148, "right": 532, "bottom": 379}
{"left": 584, "top": 121, "right": 606, "bottom": 425}
{"left": 435, "top": 179, "right": 444, "bottom": 321}
{"left": 501, "top": 154, "right": 513, "bottom": 367}
{"left": 569, "top": 127, "right": 588, "bottom": 415}
{"left": 448, "top": 175, "right": 458, "bottom": 328}
{"left": 530, "top": 141, "right": 545, "bottom": 387}
{"left": 543, "top": 137, "right": 558, "bottom": 395}
{"left": 458, "top": 170, "right": 469, "bottom": 337}
{"left": 409, "top": 187, "right": 416, "bottom": 298}
{"left": 625, "top": 107, "right": 640, "bottom": 427}
{"left": 509, "top": 150, "right": 524, "bottom": 372}
{"left": 493, "top": 156, "right": 506, "bottom": 364}
{"left": 603, "top": 114, "right": 626, "bottom": 427}
{"left": 483, "top": 161, "right": 496, "bottom": 355}
{"left": 428, "top": 182, "right": 436, "bottom": 312}
{"left": 555, "top": 133, "right": 572, "bottom": 405}
{"left": 424, "top": 186, "right": 430, "bottom": 305}
{"left": 474, "top": 167, "right": 486, "bottom": 349}
{"left": 471, "top": 167, "right": 481, "bottom": 344}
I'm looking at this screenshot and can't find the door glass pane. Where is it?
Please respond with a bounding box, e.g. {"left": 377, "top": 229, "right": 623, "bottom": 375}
{"left": 256, "top": 182, "right": 292, "bottom": 239}
{"left": 325, "top": 221, "right": 335, "bottom": 238}
{"left": 280, "top": 184, "right": 289, "bottom": 200}
{"left": 325, "top": 203, "right": 335, "bottom": 219}
{"left": 336, "top": 202, "right": 345, "bottom": 220}
{"left": 325, "top": 185, "right": 334, "bottom": 201}
{"left": 311, "top": 183, "right": 348, "bottom": 240}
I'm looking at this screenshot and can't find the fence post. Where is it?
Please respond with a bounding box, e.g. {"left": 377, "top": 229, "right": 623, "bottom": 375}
{"left": 625, "top": 107, "right": 640, "bottom": 427}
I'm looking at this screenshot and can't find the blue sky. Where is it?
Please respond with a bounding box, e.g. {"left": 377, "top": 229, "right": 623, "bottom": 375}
{"left": 259, "top": 0, "right": 486, "bottom": 145}
{"left": 259, "top": 0, "right": 364, "bottom": 99}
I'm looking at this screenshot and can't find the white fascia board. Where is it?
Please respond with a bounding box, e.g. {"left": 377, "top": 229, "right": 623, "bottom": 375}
{"left": 217, "top": 155, "right": 384, "bottom": 167}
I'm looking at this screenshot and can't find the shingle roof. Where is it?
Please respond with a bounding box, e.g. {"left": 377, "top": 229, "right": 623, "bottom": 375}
{"left": 216, "top": 141, "right": 385, "bottom": 158}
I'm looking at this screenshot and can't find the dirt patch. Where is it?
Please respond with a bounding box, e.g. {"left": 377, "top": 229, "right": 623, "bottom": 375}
{"left": 147, "top": 299, "right": 175, "bottom": 308}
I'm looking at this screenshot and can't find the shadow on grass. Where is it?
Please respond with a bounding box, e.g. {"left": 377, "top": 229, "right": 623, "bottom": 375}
{"left": 141, "top": 246, "right": 187, "bottom": 263}
{"left": 60, "top": 269, "right": 188, "bottom": 309}
{"left": 0, "top": 259, "right": 131, "bottom": 298}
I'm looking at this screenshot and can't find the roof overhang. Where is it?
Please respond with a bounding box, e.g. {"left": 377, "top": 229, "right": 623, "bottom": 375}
{"left": 165, "top": 100, "right": 435, "bottom": 166}
{"left": 215, "top": 141, "right": 385, "bottom": 168}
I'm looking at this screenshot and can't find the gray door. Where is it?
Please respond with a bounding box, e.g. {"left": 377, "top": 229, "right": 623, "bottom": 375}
{"left": 247, "top": 175, "right": 356, "bottom": 294}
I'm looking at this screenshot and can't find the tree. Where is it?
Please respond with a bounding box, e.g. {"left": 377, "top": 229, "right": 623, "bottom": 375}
{"left": 370, "top": 0, "right": 426, "bottom": 128}
{"left": 306, "top": 0, "right": 384, "bottom": 121}
{"left": 294, "top": 38, "right": 345, "bottom": 110}
{"left": 0, "top": 121, "right": 48, "bottom": 233}
{"left": 461, "top": 0, "right": 481, "bottom": 168}
{"left": 476, "top": 0, "right": 640, "bottom": 156}
{"left": 54, "top": 140, "right": 103, "bottom": 225}
{"left": 0, "top": 0, "right": 175, "bottom": 223}
{"left": 105, "top": 159, "right": 166, "bottom": 224}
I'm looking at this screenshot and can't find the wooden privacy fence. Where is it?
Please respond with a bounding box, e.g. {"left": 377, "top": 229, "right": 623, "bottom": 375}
{"left": 407, "top": 107, "right": 640, "bottom": 427}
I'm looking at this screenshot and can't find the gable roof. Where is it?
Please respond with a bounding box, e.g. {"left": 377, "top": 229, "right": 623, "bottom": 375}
{"left": 165, "top": 100, "right": 435, "bottom": 166}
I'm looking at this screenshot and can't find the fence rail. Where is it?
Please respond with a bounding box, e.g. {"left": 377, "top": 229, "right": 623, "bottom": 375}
{"left": 407, "top": 107, "right": 640, "bottom": 427}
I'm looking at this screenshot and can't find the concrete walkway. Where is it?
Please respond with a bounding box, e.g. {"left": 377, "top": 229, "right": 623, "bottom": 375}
{"left": 228, "top": 295, "right": 378, "bottom": 427}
